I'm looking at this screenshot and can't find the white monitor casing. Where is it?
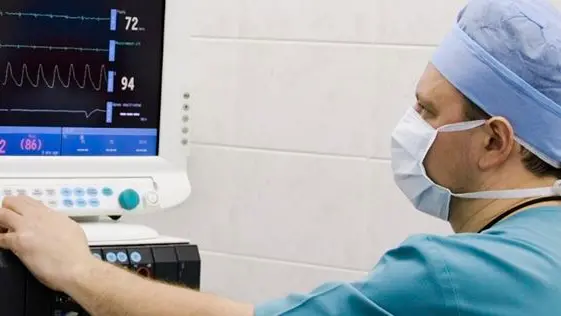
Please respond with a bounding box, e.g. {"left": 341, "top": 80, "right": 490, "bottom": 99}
{"left": 0, "top": 0, "right": 191, "bottom": 218}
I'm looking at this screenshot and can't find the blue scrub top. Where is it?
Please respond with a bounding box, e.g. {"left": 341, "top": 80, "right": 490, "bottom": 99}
{"left": 255, "top": 206, "right": 561, "bottom": 315}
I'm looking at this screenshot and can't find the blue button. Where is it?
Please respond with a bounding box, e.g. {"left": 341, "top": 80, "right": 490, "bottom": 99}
{"left": 105, "top": 252, "right": 117, "bottom": 263}
{"left": 87, "top": 188, "right": 98, "bottom": 196}
{"left": 76, "top": 199, "right": 87, "bottom": 207}
{"left": 92, "top": 253, "right": 102, "bottom": 260}
{"left": 74, "top": 188, "right": 85, "bottom": 197}
{"left": 117, "top": 251, "right": 128, "bottom": 263}
{"left": 118, "top": 189, "right": 140, "bottom": 211}
{"left": 61, "top": 188, "right": 72, "bottom": 197}
{"left": 102, "top": 187, "right": 113, "bottom": 197}
{"left": 130, "top": 251, "right": 142, "bottom": 263}
{"left": 63, "top": 200, "right": 74, "bottom": 207}
{"left": 89, "top": 199, "right": 100, "bottom": 208}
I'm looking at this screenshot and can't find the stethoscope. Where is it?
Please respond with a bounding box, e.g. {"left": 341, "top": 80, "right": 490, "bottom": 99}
{"left": 478, "top": 196, "right": 561, "bottom": 233}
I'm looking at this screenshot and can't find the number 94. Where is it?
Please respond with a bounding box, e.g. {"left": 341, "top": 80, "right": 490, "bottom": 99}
{"left": 122, "top": 76, "right": 135, "bottom": 91}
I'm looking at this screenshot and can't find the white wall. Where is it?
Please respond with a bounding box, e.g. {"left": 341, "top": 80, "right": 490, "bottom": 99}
{"left": 131, "top": 0, "right": 561, "bottom": 305}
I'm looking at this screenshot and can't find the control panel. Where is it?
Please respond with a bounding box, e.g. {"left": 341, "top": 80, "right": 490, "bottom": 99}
{"left": 0, "top": 178, "right": 161, "bottom": 218}
{"left": 0, "top": 242, "right": 201, "bottom": 316}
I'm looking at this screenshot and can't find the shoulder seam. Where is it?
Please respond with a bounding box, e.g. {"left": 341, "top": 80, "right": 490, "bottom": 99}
{"left": 425, "top": 235, "right": 462, "bottom": 316}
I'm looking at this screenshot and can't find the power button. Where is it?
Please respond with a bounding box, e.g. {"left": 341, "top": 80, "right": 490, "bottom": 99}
{"left": 145, "top": 191, "right": 159, "bottom": 206}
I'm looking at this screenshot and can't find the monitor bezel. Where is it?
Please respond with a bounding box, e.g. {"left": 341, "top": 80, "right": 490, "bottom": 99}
{"left": 0, "top": 0, "right": 191, "bottom": 206}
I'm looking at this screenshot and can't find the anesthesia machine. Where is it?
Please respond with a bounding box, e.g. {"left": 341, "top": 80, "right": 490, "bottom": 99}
{"left": 0, "top": 0, "right": 200, "bottom": 314}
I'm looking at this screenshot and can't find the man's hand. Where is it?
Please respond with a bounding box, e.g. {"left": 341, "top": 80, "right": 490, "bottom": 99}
{"left": 0, "top": 195, "right": 254, "bottom": 316}
{"left": 0, "top": 196, "right": 94, "bottom": 291}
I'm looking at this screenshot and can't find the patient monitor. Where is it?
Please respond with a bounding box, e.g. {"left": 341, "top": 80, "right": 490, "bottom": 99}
{"left": 0, "top": 1, "right": 200, "bottom": 315}
{"left": 0, "top": 0, "right": 191, "bottom": 218}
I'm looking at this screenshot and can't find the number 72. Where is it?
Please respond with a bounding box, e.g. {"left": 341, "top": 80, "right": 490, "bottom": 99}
{"left": 125, "top": 16, "right": 140, "bottom": 31}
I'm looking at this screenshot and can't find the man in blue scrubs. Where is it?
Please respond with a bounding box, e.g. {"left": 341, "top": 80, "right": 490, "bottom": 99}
{"left": 1, "top": 0, "right": 561, "bottom": 315}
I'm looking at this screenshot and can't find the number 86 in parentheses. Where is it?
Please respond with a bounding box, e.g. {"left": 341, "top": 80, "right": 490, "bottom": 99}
{"left": 20, "top": 138, "right": 42, "bottom": 152}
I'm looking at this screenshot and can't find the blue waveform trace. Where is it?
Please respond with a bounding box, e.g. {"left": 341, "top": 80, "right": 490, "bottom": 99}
{"left": 0, "top": 10, "right": 110, "bottom": 22}
{"left": 0, "top": 43, "right": 108, "bottom": 52}
{"left": 6, "top": 108, "right": 106, "bottom": 119}
{"left": 1, "top": 62, "right": 108, "bottom": 91}
{"left": 0, "top": 41, "right": 140, "bottom": 52}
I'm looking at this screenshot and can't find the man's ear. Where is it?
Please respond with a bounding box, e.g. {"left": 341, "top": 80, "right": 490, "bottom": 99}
{"left": 478, "top": 116, "right": 516, "bottom": 170}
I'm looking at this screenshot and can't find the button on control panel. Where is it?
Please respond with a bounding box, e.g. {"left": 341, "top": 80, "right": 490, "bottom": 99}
{"left": 145, "top": 191, "right": 159, "bottom": 206}
{"left": 118, "top": 189, "right": 141, "bottom": 211}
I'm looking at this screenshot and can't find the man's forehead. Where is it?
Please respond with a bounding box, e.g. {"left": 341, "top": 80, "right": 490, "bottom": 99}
{"left": 416, "top": 64, "right": 465, "bottom": 107}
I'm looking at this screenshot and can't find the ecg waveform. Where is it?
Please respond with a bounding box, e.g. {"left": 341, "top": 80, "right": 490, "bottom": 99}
{"left": 0, "top": 11, "right": 110, "bottom": 22}
{"left": 2, "top": 62, "right": 108, "bottom": 90}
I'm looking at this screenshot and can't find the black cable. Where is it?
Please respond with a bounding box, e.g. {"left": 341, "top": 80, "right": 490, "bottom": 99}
{"left": 478, "top": 196, "right": 561, "bottom": 233}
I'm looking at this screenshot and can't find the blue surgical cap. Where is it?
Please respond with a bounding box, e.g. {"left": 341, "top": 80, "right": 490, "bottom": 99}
{"left": 432, "top": 0, "right": 561, "bottom": 168}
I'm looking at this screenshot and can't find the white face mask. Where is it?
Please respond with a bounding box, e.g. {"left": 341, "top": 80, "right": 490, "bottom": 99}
{"left": 390, "top": 107, "right": 561, "bottom": 221}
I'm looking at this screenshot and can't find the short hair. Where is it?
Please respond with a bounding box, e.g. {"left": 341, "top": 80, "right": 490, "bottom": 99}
{"left": 463, "top": 98, "right": 561, "bottom": 179}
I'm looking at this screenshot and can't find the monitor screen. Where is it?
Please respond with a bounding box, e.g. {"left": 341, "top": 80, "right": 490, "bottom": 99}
{"left": 0, "top": 1, "right": 165, "bottom": 156}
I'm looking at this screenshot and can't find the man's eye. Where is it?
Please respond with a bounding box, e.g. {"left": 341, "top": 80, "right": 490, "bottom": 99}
{"left": 416, "top": 103, "right": 434, "bottom": 118}
{"left": 416, "top": 103, "right": 427, "bottom": 113}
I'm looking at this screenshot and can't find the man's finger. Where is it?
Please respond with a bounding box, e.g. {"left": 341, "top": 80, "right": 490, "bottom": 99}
{"left": 2, "top": 196, "right": 38, "bottom": 215}
{"left": 0, "top": 208, "right": 23, "bottom": 231}
{"left": 0, "top": 232, "right": 17, "bottom": 251}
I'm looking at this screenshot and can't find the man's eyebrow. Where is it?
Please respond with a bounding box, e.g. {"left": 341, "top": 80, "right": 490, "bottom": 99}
{"left": 415, "top": 92, "right": 437, "bottom": 111}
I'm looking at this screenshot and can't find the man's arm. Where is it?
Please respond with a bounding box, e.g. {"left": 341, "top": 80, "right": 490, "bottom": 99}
{"left": 67, "top": 258, "right": 253, "bottom": 316}
{"left": 0, "top": 196, "right": 253, "bottom": 316}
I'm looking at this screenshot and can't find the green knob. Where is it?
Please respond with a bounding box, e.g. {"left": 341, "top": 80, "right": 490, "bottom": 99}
{"left": 119, "top": 189, "right": 140, "bottom": 211}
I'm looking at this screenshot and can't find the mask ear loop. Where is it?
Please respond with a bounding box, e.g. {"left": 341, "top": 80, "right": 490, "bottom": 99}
{"left": 554, "top": 180, "right": 561, "bottom": 195}
{"left": 438, "top": 120, "right": 486, "bottom": 133}
{"left": 456, "top": 180, "right": 561, "bottom": 199}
